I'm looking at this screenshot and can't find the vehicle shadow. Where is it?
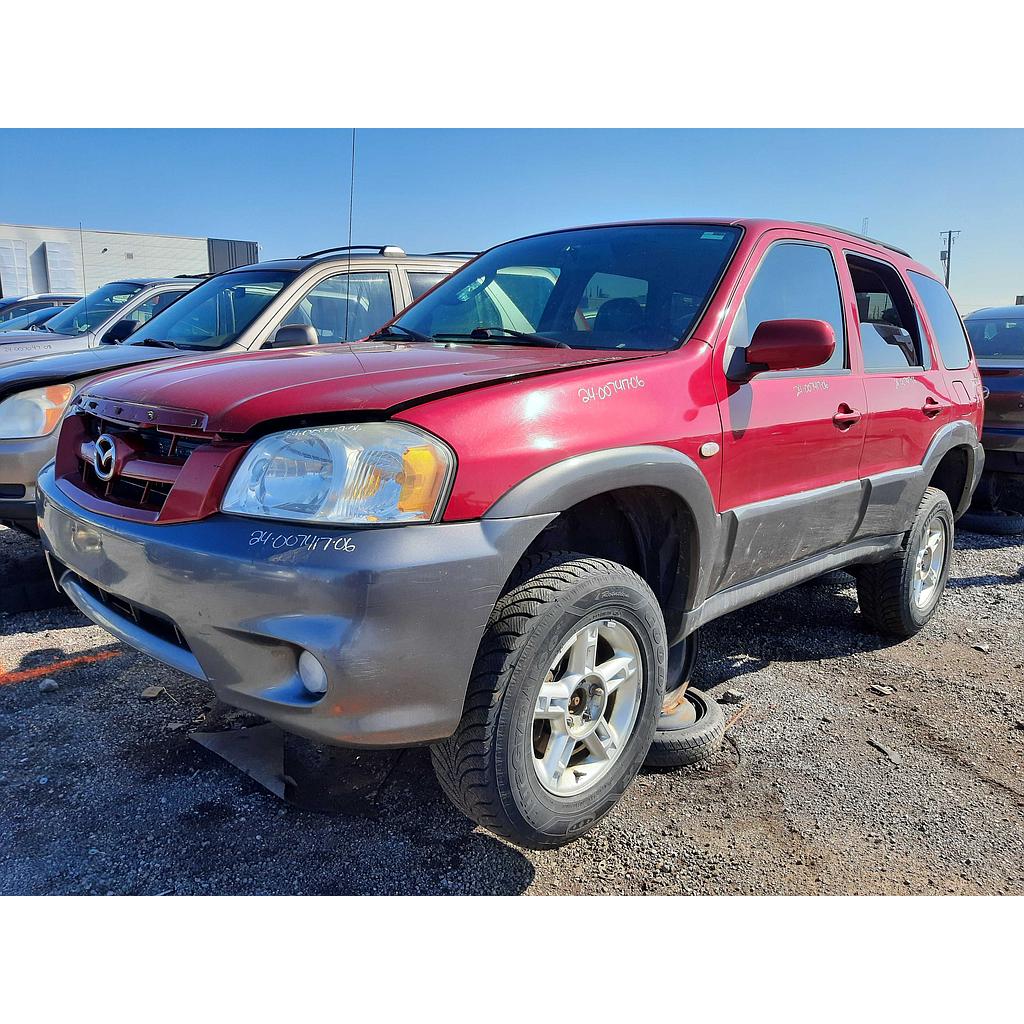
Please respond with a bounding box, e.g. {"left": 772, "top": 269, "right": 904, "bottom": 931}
{"left": 0, "top": 525, "right": 70, "bottom": 625}
{"left": 947, "top": 571, "right": 1024, "bottom": 590}
{"left": 176, "top": 741, "right": 537, "bottom": 895}
{"left": 691, "top": 572, "right": 896, "bottom": 690}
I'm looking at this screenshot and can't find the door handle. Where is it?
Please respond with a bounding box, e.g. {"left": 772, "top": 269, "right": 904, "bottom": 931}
{"left": 832, "top": 404, "right": 862, "bottom": 429}
{"left": 921, "top": 398, "right": 945, "bottom": 418}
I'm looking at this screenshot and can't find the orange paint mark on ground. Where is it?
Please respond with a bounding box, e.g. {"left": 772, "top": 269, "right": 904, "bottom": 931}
{"left": 0, "top": 648, "right": 121, "bottom": 686}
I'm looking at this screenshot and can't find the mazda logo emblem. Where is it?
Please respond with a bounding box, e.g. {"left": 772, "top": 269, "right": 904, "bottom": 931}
{"left": 94, "top": 434, "right": 117, "bottom": 482}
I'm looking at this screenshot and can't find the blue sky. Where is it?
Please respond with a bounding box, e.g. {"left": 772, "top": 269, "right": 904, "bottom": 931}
{"left": 1, "top": 129, "right": 1020, "bottom": 313}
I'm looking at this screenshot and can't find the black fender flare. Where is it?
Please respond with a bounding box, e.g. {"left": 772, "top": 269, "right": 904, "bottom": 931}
{"left": 483, "top": 445, "right": 721, "bottom": 618}
{"left": 920, "top": 419, "right": 984, "bottom": 518}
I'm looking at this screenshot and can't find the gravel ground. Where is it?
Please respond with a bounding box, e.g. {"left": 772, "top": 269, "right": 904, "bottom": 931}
{"left": 2, "top": 502, "right": 1023, "bottom": 895}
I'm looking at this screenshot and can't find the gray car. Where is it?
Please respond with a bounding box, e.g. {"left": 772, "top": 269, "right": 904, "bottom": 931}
{"left": 0, "top": 246, "right": 468, "bottom": 533}
{"left": 0, "top": 293, "right": 80, "bottom": 324}
{"left": 0, "top": 278, "right": 199, "bottom": 368}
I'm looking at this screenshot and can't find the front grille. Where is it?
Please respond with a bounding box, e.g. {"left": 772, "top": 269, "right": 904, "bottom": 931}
{"left": 75, "top": 412, "right": 210, "bottom": 514}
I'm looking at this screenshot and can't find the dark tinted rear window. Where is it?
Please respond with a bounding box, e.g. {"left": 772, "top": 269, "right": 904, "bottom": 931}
{"left": 910, "top": 272, "right": 971, "bottom": 370}
{"left": 966, "top": 315, "right": 1024, "bottom": 361}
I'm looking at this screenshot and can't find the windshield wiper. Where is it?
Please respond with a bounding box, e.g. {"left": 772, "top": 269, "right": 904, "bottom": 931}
{"left": 372, "top": 324, "right": 433, "bottom": 343}
{"left": 129, "top": 338, "right": 176, "bottom": 348}
{"left": 434, "top": 327, "right": 570, "bottom": 349}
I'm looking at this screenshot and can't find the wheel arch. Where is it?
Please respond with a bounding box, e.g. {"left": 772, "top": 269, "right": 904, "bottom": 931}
{"left": 483, "top": 446, "right": 720, "bottom": 640}
{"left": 920, "top": 420, "right": 983, "bottom": 519}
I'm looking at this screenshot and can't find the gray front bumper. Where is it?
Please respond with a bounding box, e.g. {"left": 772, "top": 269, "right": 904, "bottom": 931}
{"left": 38, "top": 465, "right": 552, "bottom": 747}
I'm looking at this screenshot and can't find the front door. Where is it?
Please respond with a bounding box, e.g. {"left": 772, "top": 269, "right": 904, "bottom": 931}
{"left": 712, "top": 233, "right": 867, "bottom": 592}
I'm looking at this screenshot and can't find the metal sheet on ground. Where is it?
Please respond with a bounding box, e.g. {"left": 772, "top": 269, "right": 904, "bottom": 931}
{"left": 190, "top": 724, "right": 286, "bottom": 799}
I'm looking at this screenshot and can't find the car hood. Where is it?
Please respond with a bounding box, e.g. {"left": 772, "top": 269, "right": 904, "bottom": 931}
{"left": 83, "top": 341, "right": 648, "bottom": 435}
{"left": 0, "top": 328, "right": 77, "bottom": 345}
{"left": 0, "top": 343, "right": 183, "bottom": 401}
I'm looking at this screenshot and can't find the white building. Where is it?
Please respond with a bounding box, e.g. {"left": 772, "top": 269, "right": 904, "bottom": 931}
{"left": 0, "top": 222, "right": 259, "bottom": 297}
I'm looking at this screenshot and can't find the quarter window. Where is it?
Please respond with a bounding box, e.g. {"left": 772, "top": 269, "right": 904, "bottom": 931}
{"left": 727, "top": 242, "right": 846, "bottom": 374}
{"left": 909, "top": 271, "right": 971, "bottom": 370}
{"left": 408, "top": 272, "right": 447, "bottom": 300}
{"left": 280, "top": 272, "right": 395, "bottom": 343}
{"left": 847, "top": 255, "right": 925, "bottom": 371}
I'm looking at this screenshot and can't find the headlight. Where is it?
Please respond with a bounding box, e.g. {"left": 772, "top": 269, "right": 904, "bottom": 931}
{"left": 0, "top": 384, "right": 75, "bottom": 439}
{"left": 221, "top": 422, "right": 454, "bottom": 525}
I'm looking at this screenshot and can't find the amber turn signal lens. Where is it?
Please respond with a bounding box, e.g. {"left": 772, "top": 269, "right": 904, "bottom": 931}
{"left": 397, "top": 445, "right": 447, "bottom": 515}
{"left": 41, "top": 385, "right": 75, "bottom": 435}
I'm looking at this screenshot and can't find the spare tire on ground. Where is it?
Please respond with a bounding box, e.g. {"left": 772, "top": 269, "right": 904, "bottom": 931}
{"left": 960, "top": 508, "right": 1024, "bottom": 536}
{"left": 644, "top": 685, "right": 727, "bottom": 769}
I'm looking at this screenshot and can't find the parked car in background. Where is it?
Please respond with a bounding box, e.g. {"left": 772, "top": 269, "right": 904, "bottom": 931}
{"left": 0, "top": 293, "right": 80, "bottom": 324}
{"left": 962, "top": 306, "right": 1024, "bottom": 531}
{"left": 0, "top": 305, "right": 67, "bottom": 334}
{"left": 0, "top": 247, "right": 467, "bottom": 535}
{"left": 37, "top": 219, "right": 983, "bottom": 849}
{"left": 0, "top": 278, "right": 200, "bottom": 368}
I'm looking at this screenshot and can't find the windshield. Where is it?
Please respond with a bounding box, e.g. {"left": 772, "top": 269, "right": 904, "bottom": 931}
{"left": 393, "top": 224, "right": 741, "bottom": 351}
{"left": 967, "top": 316, "right": 1024, "bottom": 361}
{"left": 45, "top": 282, "right": 146, "bottom": 336}
{"left": 0, "top": 307, "right": 60, "bottom": 333}
{"left": 0, "top": 303, "right": 35, "bottom": 323}
{"left": 127, "top": 269, "right": 298, "bottom": 350}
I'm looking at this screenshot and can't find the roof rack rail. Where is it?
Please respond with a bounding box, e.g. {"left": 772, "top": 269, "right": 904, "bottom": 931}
{"left": 799, "top": 222, "right": 911, "bottom": 258}
{"left": 298, "top": 244, "right": 406, "bottom": 259}
{"left": 426, "top": 251, "right": 479, "bottom": 258}
{"left": 175, "top": 272, "right": 211, "bottom": 279}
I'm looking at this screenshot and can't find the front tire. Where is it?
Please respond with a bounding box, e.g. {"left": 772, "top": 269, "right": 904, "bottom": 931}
{"left": 431, "top": 552, "right": 666, "bottom": 849}
{"left": 857, "top": 486, "right": 954, "bottom": 638}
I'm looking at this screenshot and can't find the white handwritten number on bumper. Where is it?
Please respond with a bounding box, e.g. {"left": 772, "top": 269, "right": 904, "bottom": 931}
{"left": 249, "top": 530, "right": 356, "bottom": 553}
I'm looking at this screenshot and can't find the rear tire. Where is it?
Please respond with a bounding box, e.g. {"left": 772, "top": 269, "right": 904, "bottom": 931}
{"left": 857, "top": 486, "right": 953, "bottom": 638}
{"left": 431, "top": 551, "right": 666, "bottom": 849}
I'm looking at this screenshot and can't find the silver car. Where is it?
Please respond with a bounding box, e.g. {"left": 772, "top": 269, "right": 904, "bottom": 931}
{"left": 0, "top": 246, "right": 467, "bottom": 532}
{"left": 0, "top": 278, "right": 199, "bottom": 368}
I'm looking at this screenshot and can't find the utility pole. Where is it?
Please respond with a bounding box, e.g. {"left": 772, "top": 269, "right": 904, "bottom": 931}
{"left": 940, "top": 229, "right": 960, "bottom": 288}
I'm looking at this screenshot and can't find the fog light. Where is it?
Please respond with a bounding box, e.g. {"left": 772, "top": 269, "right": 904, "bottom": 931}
{"left": 298, "top": 651, "right": 328, "bottom": 695}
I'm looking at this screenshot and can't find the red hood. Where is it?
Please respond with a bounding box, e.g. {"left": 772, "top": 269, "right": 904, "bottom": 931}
{"left": 82, "top": 340, "right": 646, "bottom": 434}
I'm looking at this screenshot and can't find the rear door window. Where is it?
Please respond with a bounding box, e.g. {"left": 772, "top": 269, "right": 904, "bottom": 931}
{"left": 847, "top": 255, "right": 926, "bottom": 371}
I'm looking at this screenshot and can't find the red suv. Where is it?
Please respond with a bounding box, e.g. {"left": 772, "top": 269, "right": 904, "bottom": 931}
{"left": 37, "top": 220, "right": 984, "bottom": 849}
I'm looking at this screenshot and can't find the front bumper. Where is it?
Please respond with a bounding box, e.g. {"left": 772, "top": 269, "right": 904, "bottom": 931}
{"left": 0, "top": 433, "right": 58, "bottom": 532}
{"left": 38, "top": 465, "right": 552, "bottom": 747}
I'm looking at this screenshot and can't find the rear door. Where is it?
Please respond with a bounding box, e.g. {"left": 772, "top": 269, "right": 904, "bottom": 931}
{"left": 712, "top": 230, "right": 867, "bottom": 591}
{"left": 845, "top": 251, "right": 956, "bottom": 533}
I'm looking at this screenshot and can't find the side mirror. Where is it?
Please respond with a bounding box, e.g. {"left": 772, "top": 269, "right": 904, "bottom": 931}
{"left": 268, "top": 324, "right": 318, "bottom": 349}
{"left": 101, "top": 318, "right": 139, "bottom": 345}
{"left": 744, "top": 319, "right": 835, "bottom": 375}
